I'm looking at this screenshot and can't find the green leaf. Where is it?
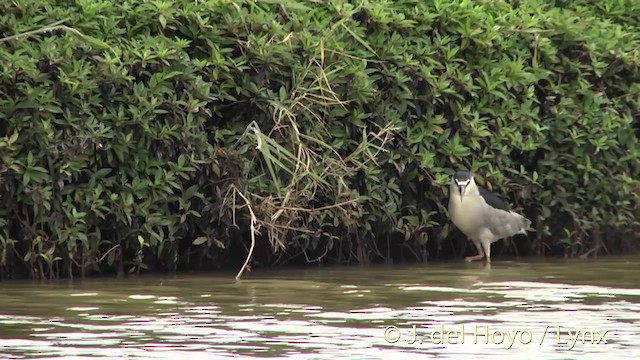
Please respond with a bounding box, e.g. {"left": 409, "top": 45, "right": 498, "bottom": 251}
{"left": 8, "top": 131, "right": 19, "bottom": 144}
{"left": 107, "top": 249, "right": 117, "bottom": 266}
{"left": 213, "top": 239, "right": 225, "bottom": 249}
{"left": 193, "top": 236, "right": 208, "bottom": 246}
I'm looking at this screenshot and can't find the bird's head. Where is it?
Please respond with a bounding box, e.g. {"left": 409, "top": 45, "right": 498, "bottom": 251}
{"left": 451, "top": 171, "right": 476, "bottom": 202}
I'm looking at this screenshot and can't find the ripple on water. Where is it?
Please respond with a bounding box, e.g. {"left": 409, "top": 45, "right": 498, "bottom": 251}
{"left": 69, "top": 292, "right": 99, "bottom": 297}
{"left": 1, "top": 261, "right": 639, "bottom": 360}
{"left": 66, "top": 307, "right": 100, "bottom": 312}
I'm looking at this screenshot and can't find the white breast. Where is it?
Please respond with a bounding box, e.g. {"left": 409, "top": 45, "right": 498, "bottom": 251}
{"left": 448, "top": 193, "right": 486, "bottom": 238}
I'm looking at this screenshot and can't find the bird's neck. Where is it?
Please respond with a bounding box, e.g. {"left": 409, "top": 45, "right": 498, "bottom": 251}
{"left": 464, "top": 185, "right": 480, "bottom": 197}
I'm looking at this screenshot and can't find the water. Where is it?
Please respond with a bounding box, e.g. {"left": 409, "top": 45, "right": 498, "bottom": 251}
{"left": 1, "top": 257, "right": 639, "bottom": 359}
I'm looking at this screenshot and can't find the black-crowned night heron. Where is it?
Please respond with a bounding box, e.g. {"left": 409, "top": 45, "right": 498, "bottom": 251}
{"left": 448, "top": 171, "right": 532, "bottom": 263}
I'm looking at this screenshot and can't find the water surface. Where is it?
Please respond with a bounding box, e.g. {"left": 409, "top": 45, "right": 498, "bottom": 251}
{"left": 1, "top": 257, "right": 639, "bottom": 359}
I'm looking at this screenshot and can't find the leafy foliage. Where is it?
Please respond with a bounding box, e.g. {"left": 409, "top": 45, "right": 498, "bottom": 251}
{"left": 0, "top": 0, "right": 639, "bottom": 279}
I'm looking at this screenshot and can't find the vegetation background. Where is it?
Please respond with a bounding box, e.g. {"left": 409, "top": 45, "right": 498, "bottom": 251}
{"left": 0, "top": 0, "right": 639, "bottom": 280}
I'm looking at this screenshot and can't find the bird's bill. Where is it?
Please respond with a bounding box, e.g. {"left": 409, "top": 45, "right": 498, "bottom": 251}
{"left": 458, "top": 184, "right": 466, "bottom": 201}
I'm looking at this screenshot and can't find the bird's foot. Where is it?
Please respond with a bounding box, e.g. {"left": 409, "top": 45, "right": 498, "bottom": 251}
{"left": 464, "top": 254, "right": 485, "bottom": 262}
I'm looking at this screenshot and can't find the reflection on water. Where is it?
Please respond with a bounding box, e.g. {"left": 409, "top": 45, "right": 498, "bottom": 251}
{"left": 0, "top": 257, "right": 639, "bottom": 359}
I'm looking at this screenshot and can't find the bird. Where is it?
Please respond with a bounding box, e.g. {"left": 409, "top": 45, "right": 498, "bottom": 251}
{"left": 448, "top": 170, "right": 532, "bottom": 263}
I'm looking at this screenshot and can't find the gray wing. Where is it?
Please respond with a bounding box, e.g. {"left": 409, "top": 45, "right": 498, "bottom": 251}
{"left": 478, "top": 187, "right": 511, "bottom": 211}
{"left": 478, "top": 188, "right": 530, "bottom": 239}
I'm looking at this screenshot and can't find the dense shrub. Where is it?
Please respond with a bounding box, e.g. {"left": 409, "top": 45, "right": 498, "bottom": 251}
{"left": 0, "top": 0, "right": 639, "bottom": 279}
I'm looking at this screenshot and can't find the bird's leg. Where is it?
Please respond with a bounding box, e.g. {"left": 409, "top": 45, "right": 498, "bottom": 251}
{"left": 464, "top": 241, "right": 485, "bottom": 262}
{"left": 481, "top": 240, "right": 492, "bottom": 264}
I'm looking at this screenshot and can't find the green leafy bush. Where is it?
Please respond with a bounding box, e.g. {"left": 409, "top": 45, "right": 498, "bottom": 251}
{"left": 0, "top": 0, "right": 638, "bottom": 279}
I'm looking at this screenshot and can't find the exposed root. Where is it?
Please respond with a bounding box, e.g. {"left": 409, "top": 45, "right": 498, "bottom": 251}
{"left": 231, "top": 186, "right": 259, "bottom": 280}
